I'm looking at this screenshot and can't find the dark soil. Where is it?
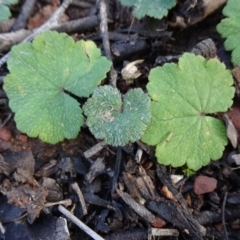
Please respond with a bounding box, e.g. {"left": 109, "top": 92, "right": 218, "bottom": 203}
{"left": 0, "top": 1, "right": 240, "bottom": 240}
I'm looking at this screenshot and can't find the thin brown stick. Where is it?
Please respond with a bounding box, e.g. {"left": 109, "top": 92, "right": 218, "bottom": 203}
{"left": 0, "top": 16, "right": 99, "bottom": 53}
{"left": 98, "top": 0, "right": 117, "bottom": 87}
{"left": 58, "top": 205, "right": 104, "bottom": 240}
{"left": 0, "top": 0, "right": 73, "bottom": 67}
{"left": 83, "top": 141, "right": 107, "bottom": 159}
{"left": 71, "top": 182, "right": 88, "bottom": 216}
{"left": 44, "top": 199, "right": 72, "bottom": 208}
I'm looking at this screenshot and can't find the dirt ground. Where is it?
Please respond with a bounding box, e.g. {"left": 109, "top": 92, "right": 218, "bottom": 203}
{"left": 0, "top": 0, "right": 240, "bottom": 240}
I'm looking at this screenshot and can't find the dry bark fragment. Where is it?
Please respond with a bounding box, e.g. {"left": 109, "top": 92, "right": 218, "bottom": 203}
{"left": 117, "top": 189, "right": 156, "bottom": 223}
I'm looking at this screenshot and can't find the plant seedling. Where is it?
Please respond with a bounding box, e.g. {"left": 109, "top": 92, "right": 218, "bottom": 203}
{"left": 83, "top": 85, "right": 151, "bottom": 146}
{"left": 217, "top": 0, "right": 240, "bottom": 66}
{"left": 4, "top": 30, "right": 112, "bottom": 144}
{"left": 141, "top": 53, "right": 234, "bottom": 171}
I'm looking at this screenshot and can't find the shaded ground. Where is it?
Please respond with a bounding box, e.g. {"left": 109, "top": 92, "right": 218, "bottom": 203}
{"left": 0, "top": 0, "right": 240, "bottom": 239}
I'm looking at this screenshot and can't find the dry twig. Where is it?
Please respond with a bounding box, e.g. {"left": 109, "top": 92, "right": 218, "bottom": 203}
{"left": 84, "top": 141, "right": 107, "bottom": 159}
{"left": 58, "top": 205, "right": 104, "bottom": 240}
{"left": 0, "top": 16, "right": 99, "bottom": 52}
{"left": 0, "top": 0, "right": 73, "bottom": 67}
{"left": 11, "top": 0, "right": 37, "bottom": 31}
{"left": 71, "top": 182, "right": 87, "bottom": 216}
{"left": 98, "top": 0, "right": 117, "bottom": 87}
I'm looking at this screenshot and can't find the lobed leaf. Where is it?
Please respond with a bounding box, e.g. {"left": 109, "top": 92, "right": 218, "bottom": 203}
{"left": 4, "top": 30, "right": 112, "bottom": 144}
{"left": 141, "top": 53, "right": 234, "bottom": 171}
{"left": 83, "top": 85, "right": 151, "bottom": 146}
{"left": 217, "top": 0, "right": 240, "bottom": 66}
{"left": 119, "top": 0, "right": 176, "bottom": 19}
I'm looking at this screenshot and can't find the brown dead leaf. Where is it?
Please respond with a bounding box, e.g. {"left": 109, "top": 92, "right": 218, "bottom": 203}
{"left": 2, "top": 150, "right": 35, "bottom": 175}
{"left": 1, "top": 183, "right": 48, "bottom": 223}
{"left": 0, "top": 150, "right": 48, "bottom": 223}
{"left": 223, "top": 114, "right": 238, "bottom": 148}
{"left": 226, "top": 104, "right": 240, "bottom": 142}
{"left": 28, "top": 5, "right": 68, "bottom": 29}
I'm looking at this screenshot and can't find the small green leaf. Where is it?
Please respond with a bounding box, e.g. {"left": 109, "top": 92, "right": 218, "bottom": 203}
{"left": 217, "top": 0, "right": 240, "bottom": 66}
{"left": 0, "top": 0, "right": 18, "bottom": 23}
{"left": 119, "top": 0, "right": 176, "bottom": 19}
{"left": 83, "top": 85, "right": 151, "bottom": 146}
{"left": 4, "top": 30, "right": 112, "bottom": 144}
{"left": 141, "top": 53, "right": 234, "bottom": 171}
{"left": 0, "top": 4, "right": 11, "bottom": 22}
{"left": 182, "top": 167, "right": 196, "bottom": 177}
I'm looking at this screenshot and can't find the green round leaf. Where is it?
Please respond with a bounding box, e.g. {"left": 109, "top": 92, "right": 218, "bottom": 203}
{"left": 0, "top": 4, "right": 11, "bottom": 22}
{"left": 217, "top": 0, "right": 240, "bottom": 66}
{"left": 141, "top": 53, "right": 234, "bottom": 171}
{"left": 83, "top": 86, "right": 151, "bottom": 146}
{"left": 4, "top": 30, "right": 112, "bottom": 144}
{"left": 119, "top": 0, "right": 176, "bottom": 19}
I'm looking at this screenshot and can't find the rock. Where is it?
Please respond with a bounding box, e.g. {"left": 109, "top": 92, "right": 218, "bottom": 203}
{"left": 17, "top": 134, "right": 28, "bottom": 143}
{"left": 0, "top": 126, "right": 12, "bottom": 141}
{"left": 193, "top": 176, "right": 217, "bottom": 195}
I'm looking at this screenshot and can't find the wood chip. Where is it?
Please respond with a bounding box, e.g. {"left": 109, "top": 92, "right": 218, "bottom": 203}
{"left": 117, "top": 189, "right": 156, "bottom": 223}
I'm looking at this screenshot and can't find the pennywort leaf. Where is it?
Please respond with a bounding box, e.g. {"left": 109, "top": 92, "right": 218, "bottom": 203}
{"left": 119, "top": 0, "right": 176, "bottom": 20}
{"left": 217, "top": 0, "right": 240, "bottom": 66}
{"left": 141, "top": 53, "right": 234, "bottom": 171}
{"left": 4, "top": 30, "right": 112, "bottom": 144}
{"left": 83, "top": 85, "right": 151, "bottom": 146}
